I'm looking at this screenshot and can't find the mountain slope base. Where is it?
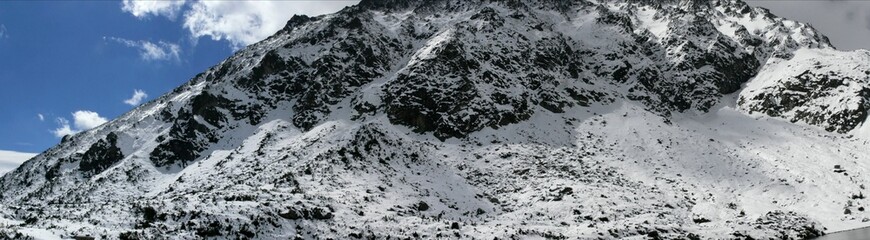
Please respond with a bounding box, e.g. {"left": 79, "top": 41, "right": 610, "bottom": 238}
{"left": 2, "top": 0, "right": 870, "bottom": 239}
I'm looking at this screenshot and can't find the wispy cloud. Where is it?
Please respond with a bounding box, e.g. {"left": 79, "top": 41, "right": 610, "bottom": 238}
{"left": 105, "top": 37, "right": 181, "bottom": 61}
{"left": 52, "top": 118, "right": 75, "bottom": 138}
{"left": 52, "top": 110, "right": 108, "bottom": 138}
{"left": 37, "top": 114, "right": 44, "bottom": 121}
{"left": 0, "top": 150, "right": 37, "bottom": 174}
{"left": 0, "top": 24, "right": 8, "bottom": 39}
{"left": 124, "top": 89, "right": 148, "bottom": 106}
{"left": 121, "top": 0, "right": 186, "bottom": 19}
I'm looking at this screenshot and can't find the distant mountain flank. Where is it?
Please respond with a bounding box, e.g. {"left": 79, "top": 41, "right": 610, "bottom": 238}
{"left": 2, "top": 0, "right": 870, "bottom": 239}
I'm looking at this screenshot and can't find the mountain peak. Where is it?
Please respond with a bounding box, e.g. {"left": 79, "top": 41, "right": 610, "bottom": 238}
{"left": 358, "top": 0, "right": 425, "bottom": 10}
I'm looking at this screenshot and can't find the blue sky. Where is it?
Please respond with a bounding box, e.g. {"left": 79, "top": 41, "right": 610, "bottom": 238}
{"left": 0, "top": 0, "right": 356, "bottom": 154}
{"left": 0, "top": 0, "right": 869, "bottom": 156}
{"left": 748, "top": 0, "right": 870, "bottom": 51}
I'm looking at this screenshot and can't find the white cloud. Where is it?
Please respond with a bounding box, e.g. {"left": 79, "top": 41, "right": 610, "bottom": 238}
{"left": 73, "top": 111, "right": 108, "bottom": 130}
{"left": 182, "top": 1, "right": 356, "bottom": 48}
{"left": 52, "top": 111, "right": 108, "bottom": 138}
{"left": 0, "top": 150, "right": 37, "bottom": 174}
{"left": 120, "top": 1, "right": 356, "bottom": 49}
{"left": 37, "top": 114, "right": 44, "bottom": 121}
{"left": 52, "top": 118, "right": 76, "bottom": 138}
{"left": 106, "top": 37, "right": 181, "bottom": 61}
{"left": 121, "top": 0, "right": 186, "bottom": 19}
{"left": 124, "top": 89, "right": 148, "bottom": 106}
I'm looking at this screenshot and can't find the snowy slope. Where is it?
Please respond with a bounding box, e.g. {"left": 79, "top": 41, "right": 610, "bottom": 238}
{"left": 1, "top": 0, "right": 869, "bottom": 239}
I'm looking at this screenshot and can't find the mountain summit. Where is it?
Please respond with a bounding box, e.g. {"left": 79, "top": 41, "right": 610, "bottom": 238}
{"left": 3, "top": 0, "right": 870, "bottom": 239}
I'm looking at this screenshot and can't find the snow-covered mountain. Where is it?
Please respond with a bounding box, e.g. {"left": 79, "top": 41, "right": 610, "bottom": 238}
{"left": 3, "top": 0, "right": 870, "bottom": 239}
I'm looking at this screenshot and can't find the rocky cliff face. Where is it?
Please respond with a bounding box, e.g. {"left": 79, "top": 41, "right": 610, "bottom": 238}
{"left": 740, "top": 48, "right": 870, "bottom": 133}
{"left": 2, "top": 0, "right": 870, "bottom": 239}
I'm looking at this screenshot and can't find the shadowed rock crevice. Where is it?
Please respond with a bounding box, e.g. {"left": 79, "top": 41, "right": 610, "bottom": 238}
{"left": 78, "top": 132, "right": 124, "bottom": 177}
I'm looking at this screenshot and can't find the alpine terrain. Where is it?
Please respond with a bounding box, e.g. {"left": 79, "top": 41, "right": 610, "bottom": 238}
{"left": 3, "top": 0, "right": 870, "bottom": 239}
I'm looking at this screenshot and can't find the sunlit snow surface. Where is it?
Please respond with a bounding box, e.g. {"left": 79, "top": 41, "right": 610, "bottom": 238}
{"left": 1, "top": 0, "right": 869, "bottom": 239}
{"left": 7, "top": 99, "right": 869, "bottom": 238}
